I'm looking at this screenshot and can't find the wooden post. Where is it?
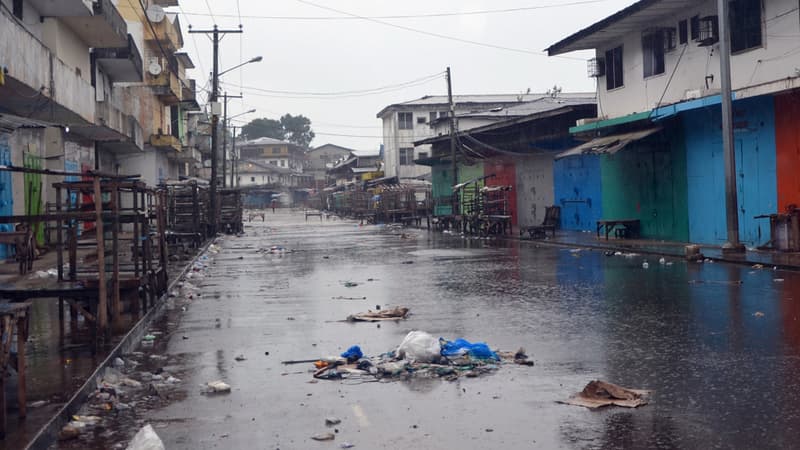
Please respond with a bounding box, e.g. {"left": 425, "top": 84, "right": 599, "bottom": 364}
{"left": 111, "top": 181, "right": 120, "bottom": 328}
{"left": 93, "top": 177, "right": 108, "bottom": 339}
{"left": 55, "top": 185, "right": 63, "bottom": 281}
{"left": 16, "top": 314, "right": 26, "bottom": 420}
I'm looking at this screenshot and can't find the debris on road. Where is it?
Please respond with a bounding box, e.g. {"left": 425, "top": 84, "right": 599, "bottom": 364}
{"left": 205, "top": 380, "right": 231, "bottom": 393}
{"left": 561, "top": 380, "right": 650, "bottom": 409}
{"left": 332, "top": 296, "right": 367, "bottom": 300}
{"left": 347, "top": 307, "right": 409, "bottom": 322}
{"left": 309, "top": 331, "right": 529, "bottom": 383}
{"left": 312, "top": 432, "right": 336, "bottom": 441}
{"left": 343, "top": 281, "right": 359, "bottom": 287}
{"left": 325, "top": 417, "right": 342, "bottom": 426}
{"left": 126, "top": 424, "right": 165, "bottom": 450}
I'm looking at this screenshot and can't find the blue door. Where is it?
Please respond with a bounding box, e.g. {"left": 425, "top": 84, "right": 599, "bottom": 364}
{"left": 0, "top": 135, "right": 13, "bottom": 259}
{"left": 553, "top": 155, "right": 602, "bottom": 231}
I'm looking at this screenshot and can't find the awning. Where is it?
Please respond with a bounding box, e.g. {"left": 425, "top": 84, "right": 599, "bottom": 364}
{"left": 0, "top": 113, "right": 51, "bottom": 133}
{"left": 555, "top": 127, "right": 662, "bottom": 159}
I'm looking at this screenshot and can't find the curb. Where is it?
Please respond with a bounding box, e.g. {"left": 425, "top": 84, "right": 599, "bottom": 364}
{"left": 25, "top": 240, "right": 213, "bottom": 450}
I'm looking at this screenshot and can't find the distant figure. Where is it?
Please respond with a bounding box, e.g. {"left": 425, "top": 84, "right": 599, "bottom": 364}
{"left": 271, "top": 199, "right": 277, "bottom": 213}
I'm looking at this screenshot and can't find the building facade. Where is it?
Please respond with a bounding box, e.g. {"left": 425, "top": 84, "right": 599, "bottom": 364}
{"left": 305, "top": 143, "right": 355, "bottom": 188}
{"left": 548, "top": 0, "right": 800, "bottom": 246}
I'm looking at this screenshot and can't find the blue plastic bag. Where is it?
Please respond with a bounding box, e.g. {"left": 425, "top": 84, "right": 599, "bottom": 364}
{"left": 440, "top": 338, "right": 499, "bottom": 360}
{"left": 341, "top": 345, "right": 363, "bottom": 362}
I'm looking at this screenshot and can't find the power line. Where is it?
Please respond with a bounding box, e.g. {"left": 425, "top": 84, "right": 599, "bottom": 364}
{"left": 294, "top": 0, "right": 585, "bottom": 61}
{"left": 177, "top": 3, "right": 207, "bottom": 88}
{"left": 179, "top": 1, "right": 614, "bottom": 21}
{"left": 220, "top": 75, "right": 445, "bottom": 100}
{"left": 203, "top": 0, "right": 216, "bottom": 25}
{"left": 221, "top": 71, "right": 444, "bottom": 97}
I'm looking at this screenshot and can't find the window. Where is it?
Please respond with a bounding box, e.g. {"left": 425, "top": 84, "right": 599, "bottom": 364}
{"left": 417, "top": 116, "right": 427, "bottom": 124}
{"left": 604, "top": 46, "right": 624, "bottom": 90}
{"left": 730, "top": 0, "right": 762, "bottom": 52}
{"left": 398, "top": 112, "right": 413, "bottom": 130}
{"left": 270, "top": 161, "right": 277, "bottom": 165}
{"left": 12, "top": 0, "right": 22, "bottom": 19}
{"left": 439, "top": 111, "right": 448, "bottom": 118}
{"left": 280, "top": 160, "right": 286, "bottom": 167}
{"left": 250, "top": 177, "right": 256, "bottom": 182}
{"left": 642, "top": 31, "right": 665, "bottom": 77}
{"left": 678, "top": 19, "right": 688, "bottom": 44}
{"left": 418, "top": 152, "right": 428, "bottom": 160}
{"left": 399, "top": 148, "right": 414, "bottom": 165}
{"left": 272, "top": 148, "right": 281, "bottom": 154}
{"left": 690, "top": 15, "right": 700, "bottom": 40}
{"left": 429, "top": 111, "right": 438, "bottom": 123}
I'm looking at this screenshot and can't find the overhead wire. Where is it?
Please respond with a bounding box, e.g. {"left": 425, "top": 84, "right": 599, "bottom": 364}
{"left": 219, "top": 72, "right": 445, "bottom": 100}
{"left": 203, "top": 0, "right": 216, "bottom": 25}
{"left": 294, "top": 0, "right": 585, "bottom": 61}
{"left": 178, "top": 1, "right": 615, "bottom": 21}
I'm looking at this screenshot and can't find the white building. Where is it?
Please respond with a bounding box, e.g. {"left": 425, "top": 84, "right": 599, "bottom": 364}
{"left": 547, "top": 0, "right": 800, "bottom": 120}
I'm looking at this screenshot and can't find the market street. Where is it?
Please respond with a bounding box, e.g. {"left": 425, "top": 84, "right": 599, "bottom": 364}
{"left": 61, "top": 210, "right": 800, "bottom": 449}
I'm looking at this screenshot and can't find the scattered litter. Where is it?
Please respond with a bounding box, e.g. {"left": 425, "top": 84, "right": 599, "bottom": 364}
{"left": 561, "top": 380, "right": 650, "bottom": 409}
{"left": 126, "top": 424, "right": 165, "bottom": 450}
{"left": 347, "top": 307, "right": 409, "bottom": 322}
{"left": 333, "top": 296, "right": 366, "bottom": 300}
{"left": 142, "top": 335, "right": 156, "bottom": 342}
{"left": 397, "top": 331, "right": 441, "bottom": 363}
{"left": 235, "top": 355, "right": 247, "bottom": 361}
{"left": 205, "top": 380, "right": 231, "bottom": 393}
{"left": 340, "top": 443, "right": 355, "bottom": 449}
{"left": 113, "top": 357, "right": 125, "bottom": 368}
{"left": 642, "top": 261, "right": 649, "bottom": 269}
{"left": 311, "top": 432, "right": 336, "bottom": 441}
{"left": 752, "top": 264, "right": 765, "bottom": 269}
{"left": 308, "top": 331, "right": 528, "bottom": 383}
{"left": 28, "top": 400, "right": 49, "bottom": 408}
{"left": 774, "top": 278, "right": 785, "bottom": 283}
{"left": 341, "top": 346, "right": 363, "bottom": 363}
{"left": 754, "top": 311, "right": 765, "bottom": 318}
{"left": 401, "top": 261, "right": 414, "bottom": 264}
{"left": 343, "top": 281, "right": 359, "bottom": 288}
{"left": 658, "top": 257, "right": 666, "bottom": 265}
{"left": 325, "top": 417, "right": 342, "bottom": 426}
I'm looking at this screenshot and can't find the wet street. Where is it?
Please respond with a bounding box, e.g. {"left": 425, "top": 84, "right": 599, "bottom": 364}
{"left": 58, "top": 210, "right": 800, "bottom": 449}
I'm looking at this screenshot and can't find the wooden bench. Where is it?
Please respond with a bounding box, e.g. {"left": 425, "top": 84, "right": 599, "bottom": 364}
{"left": 597, "top": 219, "right": 641, "bottom": 240}
{"left": 304, "top": 209, "right": 323, "bottom": 221}
{"left": 0, "top": 224, "right": 34, "bottom": 275}
{"left": 523, "top": 206, "right": 560, "bottom": 239}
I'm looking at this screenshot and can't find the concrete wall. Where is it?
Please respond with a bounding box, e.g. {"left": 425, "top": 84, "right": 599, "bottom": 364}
{"left": 41, "top": 19, "right": 91, "bottom": 79}
{"left": 515, "top": 154, "right": 555, "bottom": 228}
{"left": 596, "top": 0, "right": 800, "bottom": 119}
{"left": 381, "top": 109, "right": 436, "bottom": 180}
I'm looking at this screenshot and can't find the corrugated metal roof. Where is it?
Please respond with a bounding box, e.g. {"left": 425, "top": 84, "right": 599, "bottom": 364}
{"left": 555, "top": 127, "right": 662, "bottom": 159}
{"left": 240, "top": 137, "right": 293, "bottom": 146}
{"left": 0, "top": 113, "right": 51, "bottom": 133}
{"left": 376, "top": 92, "right": 595, "bottom": 118}
{"left": 459, "top": 96, "right": 597, "bottom": 119}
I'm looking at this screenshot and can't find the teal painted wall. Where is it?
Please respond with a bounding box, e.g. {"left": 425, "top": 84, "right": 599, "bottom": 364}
{"left": 431, "top": 163, "right": 454, "bottom": 216}
{"left": 600, "top": 126, "right": 689, "bottom": 241}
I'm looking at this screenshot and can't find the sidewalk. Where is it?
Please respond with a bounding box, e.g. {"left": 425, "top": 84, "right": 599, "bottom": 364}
{"left": 522, "top": 229, "right": 800, "bottom": 270}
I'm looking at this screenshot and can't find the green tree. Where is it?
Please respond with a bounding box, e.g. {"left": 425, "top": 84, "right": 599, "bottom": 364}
{"left": 241, "top": 118, "right": 284, "bottom": 141}
{"left": 279, "top": 114, "right": 315, "bottom": 148}
{"left": 240, "top": 114, "right": 315, "bottom": 148}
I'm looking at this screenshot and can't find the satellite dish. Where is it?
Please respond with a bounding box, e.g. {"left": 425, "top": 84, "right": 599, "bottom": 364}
{"left": 146, "top": 5, "right": 166, "bottom": 23}
{"left": 148, "top": 60, "right": 163, "bottom": 76}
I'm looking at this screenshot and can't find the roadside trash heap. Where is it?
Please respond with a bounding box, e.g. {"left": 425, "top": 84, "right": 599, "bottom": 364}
{"left": 307, "top": 331, "right": 533, "bottom": 382}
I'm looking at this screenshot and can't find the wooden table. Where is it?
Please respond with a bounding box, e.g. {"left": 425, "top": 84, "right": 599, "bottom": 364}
{"left": 0, "top": 302, "right": 31, "bottom": 439}
{"left": 597, "top": 219, "right": 641, "bottom": 240}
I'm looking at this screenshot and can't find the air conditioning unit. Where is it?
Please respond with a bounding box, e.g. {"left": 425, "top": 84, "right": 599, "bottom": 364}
{"left": 587, "top": 57, "right": 605, "bottom": 78}
{"left": 698, "top": 16, "right": 719, "bottom": 46}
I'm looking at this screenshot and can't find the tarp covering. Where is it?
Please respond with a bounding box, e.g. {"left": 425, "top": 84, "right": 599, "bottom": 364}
{"left": 555, "top": 127, "right": 662, "bottom": 159}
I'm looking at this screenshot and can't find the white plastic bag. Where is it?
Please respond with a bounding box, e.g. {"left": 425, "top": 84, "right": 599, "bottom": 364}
{"left": 396, "top": 331, "right": 441, "bottom": 363}
{"left": 126, "top": 424, "right": 165, "bottom": 450}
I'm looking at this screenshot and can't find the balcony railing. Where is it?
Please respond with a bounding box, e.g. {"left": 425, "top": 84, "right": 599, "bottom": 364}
{"left": 147, "top": 71, "right": 183, "bottom": 104}
{"left": 150, "top": 134, "right": 182, "bottom": 152}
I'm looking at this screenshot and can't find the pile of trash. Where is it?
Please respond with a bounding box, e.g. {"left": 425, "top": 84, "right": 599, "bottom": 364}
{"left": 258, "top": 245, "right": 293, "bottom": 255}
{"left": 302, "top": 331, "right": 532, "bottom": 382}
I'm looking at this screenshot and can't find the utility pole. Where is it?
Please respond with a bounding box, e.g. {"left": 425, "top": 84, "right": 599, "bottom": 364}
{"left": 188, "top": 25, "right": 242, "bottom": 235}
{"left": 230, "top": 126, "right": 239, "bottom": 187}
{"left": 446, "top": 67, "right": 458, "bottom": 214}
{"left": 717, "top": 0, "right": 744, "bottom": 253}
{"left": 221, "top": 92, "right": 243, "bottom": 188}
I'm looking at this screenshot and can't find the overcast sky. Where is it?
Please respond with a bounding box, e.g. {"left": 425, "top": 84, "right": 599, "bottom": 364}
{"left": 172, "top": 0, "right": 636, "bottom": 150}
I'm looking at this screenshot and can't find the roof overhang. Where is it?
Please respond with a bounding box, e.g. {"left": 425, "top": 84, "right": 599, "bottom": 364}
{"left": 547, "top": 0, "right": 699, "bottom": 56}
{"left": 555, "top": 127, "right": 662, "bottom": 159}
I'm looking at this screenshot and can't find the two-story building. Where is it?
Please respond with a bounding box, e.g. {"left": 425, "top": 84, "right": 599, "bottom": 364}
{"left": 238, "top": 137, "right": 306, "bottom": 172}
{"left": 305, "top": 143, "right": 356, "bottom": 189}
{"left": 548, "top": 0, "right": 800, "bottom": 246}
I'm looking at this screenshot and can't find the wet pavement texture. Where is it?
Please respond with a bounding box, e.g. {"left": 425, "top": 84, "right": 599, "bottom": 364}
{"left": 53, "top": 210, "right": 800, "bottom": 449}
